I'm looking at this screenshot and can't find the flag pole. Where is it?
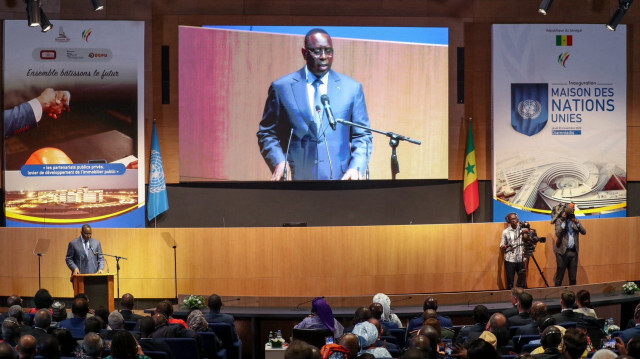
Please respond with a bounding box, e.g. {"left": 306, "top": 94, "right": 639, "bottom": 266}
{"left": 470, "top": 117, "right": 474, "bottom": 224}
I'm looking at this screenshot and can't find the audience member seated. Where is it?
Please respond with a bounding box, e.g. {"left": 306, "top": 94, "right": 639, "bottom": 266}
{"left": 99, "top": 311, "right": 125, "bottom": 341}
{"left": 51, "top": 301, "right": 67, "bottom": 328}
{"left": 187, "top": 310, "right": 211, "bottom": 332}
{"left": 352, "top": 321, "right": 392, "bottom": 359}
{"left": 138, "top": 316, "right": 175, "bottom": 359}
{"left": 339, "top": 333, "right": 361, "bottom": 359}
{"left": 618, "top": 303, "right": 640, "bottom": 345}
{"left": 120, "top": 293, "right": 144, "bottom": 322}
{"left": 38, "top": 334, "right": 61, "bottom": 359}
{"left": 0, "top": 342, "right": 15, "bottom": 359}
{"left": 526, "top": 317, "right": 563, "bottom": 354}
{"left": 149, "top": 313, "right": 198, "bottom": 345}
{"left": 400, "top": 347, "right": 423, "bottom": 359}
{"left": 0, "top": 295, "right": 22, "bottom": 322}
{"left": 52, "top": 327, "right": 81, "bottom": 357}
{"left": 373, "top": 293, "right": 403, "bottom": 328}
{"left": 205, "top": 294, "right": 239, "bottom": 340}
{"left": 551, "top": 291, "right": 585, "bottom": 325}
{"left": 492, "top": 326, "right": 516, "bottom": 356}
{"left": 319, "top": 339, "right": 351, "bottom": 359}
{"left": 507, "top": 292, "right": 535, "bottom": 328}
{"left": 109, "top": 311, "right": 126, "bottom": 330}
{"left": 590, "top": 349, "right": 617, "bottom": 359}
{"left": 86, "top": 316, "right": 105, "bottom": 336}
{"left": 16, "top": 334, "right": 37, "bottom": 359}
{"left": 344, "top": 307, "right": 372, "bottom": 334}
{"left": 408, "top": 334, "right": 431, "bottom": 358}
{"left": 22, "top": 308, "right": 53, "bottom": 344}
{"left": 2, "top": 317, "right": 21, "bottom": 348}
{"left": 574, "top": 290, "right": 597, "bottom": 318}
{"left": 515, "top": 301, "right": 548, "bottom": 336}
{"left": 156, "top": 300, "right": 187, "bottom": 329}
{"left": 531, "top": 326, "right": 562, "bottom": 358}
{"left": 294, "top": 297, "right": 344, "bottom": 338}
{"left": 552, "top": 291, "right": 603, "bottom": 348}
{"left": 416, "top": 325, "right": 440, "bottom": 359}
{"left": 369, "top": 303, "right": 397, "bottom": 334}
{"left": 107, "top": 330, "right": 148, "bottom": 359}
{"left": 82, "top": 332, "right": 105, "bottom": 359}
{"left": 69, "top": 294, "right": 95, "bottom": 318}
{"left": 7, "top": 305, "right": 28, "bottom": 333}
{"left": 29, "top": 288, "right": 54, "bottom": 314}
{"left": 466, "top": 338, "right": 501, "bottom": 359}
{"left": 367, "top": 318, "right": 397, "bottom": 352}
{"left": 457, "top": 305, "right": 489, "bottom": 344}
{"left": 560, "top": 328, "right": 588, "bottom": 359}
{"left": 503, "top": 288, "right": 525, "bottom": 319}
{"left": 486, "top": 313, "right": 508, "bottom": 333}
{"left": 58, "top": 297, "right": 90, "bottom": 338}
{"left": 407, "top": 297, "right": 452, "bottom": 334}
{"left": 285, "top": 340, "right": 315, "bottom": 359}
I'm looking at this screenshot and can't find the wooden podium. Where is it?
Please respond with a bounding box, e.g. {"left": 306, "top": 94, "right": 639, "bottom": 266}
{"left": 72, "top": 274, "right": 115, "bottom": 312}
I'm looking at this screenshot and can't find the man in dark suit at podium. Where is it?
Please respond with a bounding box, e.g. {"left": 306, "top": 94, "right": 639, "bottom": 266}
{"left": 66, "top": 224, "right": 104, "bottom": 276}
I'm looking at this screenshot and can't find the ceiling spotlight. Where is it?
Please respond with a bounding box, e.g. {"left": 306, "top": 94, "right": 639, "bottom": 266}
{"left": 538, "top": 0, "right": 555, "bottom": 15}
{"left": 26, "top": 0, "right": 41, "bottom": 27}
{"left": 39, "top": 7, "right": 52, "bottom": 32}
{"left": 91, "top": 0, "right": 104, "bottom": 11}
{"left": 607, "top": 0, "right": 633, "bottom": 31}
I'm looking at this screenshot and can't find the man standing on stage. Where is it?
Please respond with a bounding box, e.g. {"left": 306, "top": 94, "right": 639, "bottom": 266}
{"left": 554, "top": 206, "right": 586, "bottom": 286}
{"left": 66, "top": 224, "right": 104, "bottom": 277}
{"left": 500, "top": 213, "right": 525, "bottom": 289}
{"left": 257, "top": 28, "right": 372, "bottom": 181}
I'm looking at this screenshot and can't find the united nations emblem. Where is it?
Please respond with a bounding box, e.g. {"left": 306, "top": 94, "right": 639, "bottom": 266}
{"left": 517, "top": 99, "right": 542, "bottom": 120}
{"left": 149, "top": 149, "right": 166, "bottom": 194}
{"left": 511, "top": 83, "right": 548, "bottom": 136}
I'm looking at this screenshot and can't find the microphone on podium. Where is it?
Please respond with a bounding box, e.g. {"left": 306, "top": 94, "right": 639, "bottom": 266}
{"left": 295, "top": 296, "right": 324, "bottom": 311}
{"left": 320, "top": 95, "right": 337, "bottom": 131}
{"left": 222, "top": 297, "right": 240, "bottom": 303}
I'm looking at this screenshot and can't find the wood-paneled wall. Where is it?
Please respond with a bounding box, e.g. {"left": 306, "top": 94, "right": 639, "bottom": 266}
{"left": 2, "top": 217, "right": 638, "bottom": 299}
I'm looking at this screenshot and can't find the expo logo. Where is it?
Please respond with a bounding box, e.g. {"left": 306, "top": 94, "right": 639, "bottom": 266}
{"left": 88, "top": 52, "right": 108, "bottom": 58}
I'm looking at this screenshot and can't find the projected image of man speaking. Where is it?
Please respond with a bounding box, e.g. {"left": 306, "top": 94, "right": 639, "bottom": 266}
{"left": 257, "top": 28, "right": 373, "bottom": 181}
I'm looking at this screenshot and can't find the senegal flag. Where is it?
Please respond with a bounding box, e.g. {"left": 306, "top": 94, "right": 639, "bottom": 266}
{"left": 463, "top": 121, "right": 479, "bottom": 215}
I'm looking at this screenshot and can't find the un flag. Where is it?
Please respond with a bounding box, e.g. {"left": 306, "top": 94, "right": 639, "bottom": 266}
{"left": 511, "top": 83, "right": 548, "bottom": 136}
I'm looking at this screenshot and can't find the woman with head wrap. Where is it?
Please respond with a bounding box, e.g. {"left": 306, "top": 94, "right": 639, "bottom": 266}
{"left": 372, "top": 293, "right": 403, "bottom": 328}
{"left": 352, "top": 321, "right": 392, "bottom": 359}
{"left": 294, "top": 297, "right": 344, "bottom": 338}
{"left": 187, "top": 310, "right": 210, "bottom": 332}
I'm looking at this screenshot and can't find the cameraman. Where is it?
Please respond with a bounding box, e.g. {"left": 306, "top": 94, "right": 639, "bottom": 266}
{"left": 500, "top": 213, "right": 526, "bottom": 289}
{"left": 554, "top": 206, "right": 586, "bottom": 286}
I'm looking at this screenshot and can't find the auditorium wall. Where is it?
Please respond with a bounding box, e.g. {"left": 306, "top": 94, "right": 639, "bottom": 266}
{"left": 1, "top": 217, "right": 639, "bottom": 298}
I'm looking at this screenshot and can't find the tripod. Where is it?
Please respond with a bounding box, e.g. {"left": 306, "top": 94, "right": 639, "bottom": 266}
{"left": 524, "top": 250, "right": 550, "bottom": 288}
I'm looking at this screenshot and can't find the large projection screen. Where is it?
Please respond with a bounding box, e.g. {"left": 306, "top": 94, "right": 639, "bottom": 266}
{"left": 179, "top": 26, "right": 448, "bottom": 181}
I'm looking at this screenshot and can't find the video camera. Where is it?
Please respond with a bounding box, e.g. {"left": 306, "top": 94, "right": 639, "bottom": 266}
{"left": 519, "top": 221, "right": 546, "bottom": 255}
{"left": 550, "top": 202, "right": 575, "bottom": 224}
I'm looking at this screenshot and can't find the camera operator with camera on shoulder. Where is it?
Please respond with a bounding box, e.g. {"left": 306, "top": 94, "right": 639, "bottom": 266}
{"left": 552, "top": 203, "right": 587, "bottom": 286}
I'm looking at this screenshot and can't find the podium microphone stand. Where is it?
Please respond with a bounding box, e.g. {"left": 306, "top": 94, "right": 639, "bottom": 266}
{"left": 33, "top": 239, "right": 51, "bottom": 289}
{"left": 335, "top": 119, "right": 421, "bottom": 179}
{"left": 98, "top": 251, "right": 128, "bottom": 299}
